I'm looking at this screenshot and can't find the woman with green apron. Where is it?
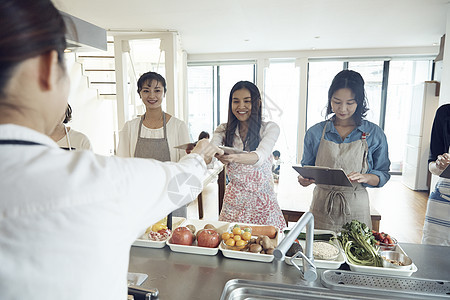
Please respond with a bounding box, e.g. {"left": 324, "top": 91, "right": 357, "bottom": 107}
{"left": 117, "top": 72, "right": 191, "bottom": 217}
{"left": 298, "top": 70, "right": 391, "bottom": 232}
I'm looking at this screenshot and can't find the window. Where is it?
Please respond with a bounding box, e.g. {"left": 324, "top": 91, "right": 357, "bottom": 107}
{"left": 187, "top": 66, "right": 214, "bottom": 141}
{"left": 385, "top": 60, "right": 432, "bottom": 172}
{"left": 348, "top": 61, "right": 384, "bottom": 125}
{"left": 307, "top": 61, "right": 344, "bottom": 130}
{"left": 187, "top": 62, "right": 255, "bottom": 141}
{"left": 264, "top": 60, "right": 301, "bottom": 164}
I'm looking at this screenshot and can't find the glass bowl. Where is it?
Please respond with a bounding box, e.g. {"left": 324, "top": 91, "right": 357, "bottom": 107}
{"left": 380, "top": 250, "right": 412, "bottom": 270}
{"left": 312, "top": 241, "right": 340, "bottom": 261}
{"left": 378, "top": 237, "right": 398, "bottom": 251}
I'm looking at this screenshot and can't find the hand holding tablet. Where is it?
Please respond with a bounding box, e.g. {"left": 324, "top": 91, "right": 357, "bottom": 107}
{"left": 293, "top": 165, "right": 353, "bottom": 187}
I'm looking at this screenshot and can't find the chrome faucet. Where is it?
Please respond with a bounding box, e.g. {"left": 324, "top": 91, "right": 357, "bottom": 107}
{"left": 273, "top": 212, "right": 317, "bottom": 282}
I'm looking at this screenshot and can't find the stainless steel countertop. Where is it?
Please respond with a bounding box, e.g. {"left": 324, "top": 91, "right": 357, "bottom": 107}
{"left": 128, "top": 243, "right": 450, "bottom": 299}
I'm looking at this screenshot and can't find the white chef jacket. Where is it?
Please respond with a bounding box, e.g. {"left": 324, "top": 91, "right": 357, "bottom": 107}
{"left": 0, "top": 124, "right": 206, "bottom": 300}
{"left": 117, "top": 115, "right": 190, "bottom": 162}
{"left": 211, "top": 121, "right": 280, "bottom": 167}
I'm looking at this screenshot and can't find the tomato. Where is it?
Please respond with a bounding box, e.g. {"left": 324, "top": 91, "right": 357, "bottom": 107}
{"left": 170, "top": 227, "right": 194, "bottom": 245}
{"left": 197, "top": 229, "right": 220, "bottom": 248}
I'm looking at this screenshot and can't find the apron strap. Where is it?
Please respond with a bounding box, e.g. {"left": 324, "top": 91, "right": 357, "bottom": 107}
{"left": 137, "top": 115, "right": 144, "bottom": 138}
{"left": 162, "top": 112, "right": 167, "bottom": 140}
{"left": 321, "top": 121, "right": 329, "bottom": 139}
{"left": 324, "top": 190, "right": 351, "bottom": 216}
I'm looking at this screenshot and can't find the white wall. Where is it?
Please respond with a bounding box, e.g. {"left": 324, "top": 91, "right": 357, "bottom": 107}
{"left": 438, "top": 4, "right": 450, "bottom": 105}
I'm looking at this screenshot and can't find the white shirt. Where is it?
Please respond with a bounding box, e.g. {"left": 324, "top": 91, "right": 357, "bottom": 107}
{"left": 116, "top": 116, "right": 190, "bottom": 162}
{"left": 56, "top": 127, "right": 92, "bottom": 151}
{"left": 0, "top": 124, "right": 206, "bottom": 300}
{"left": 211, "top": 121, "right": 280, "bottom": 167}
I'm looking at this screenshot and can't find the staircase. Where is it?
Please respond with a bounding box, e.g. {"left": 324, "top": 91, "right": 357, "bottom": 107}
{"left": 75, "top": 39, "right": 117, "bottom": 101}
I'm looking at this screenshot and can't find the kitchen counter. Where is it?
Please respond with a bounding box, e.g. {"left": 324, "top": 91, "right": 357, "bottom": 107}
{"left": 128, "top": 243, "right": 449, "bottom": 299}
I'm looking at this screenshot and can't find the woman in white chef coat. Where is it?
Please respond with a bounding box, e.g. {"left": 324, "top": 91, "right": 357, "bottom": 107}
{"left": 0, "top": 1, "right": 222, "bottom": 299}
{"left": 117, "top": 71, "right": 190, "bottom": 217}
{"left": 50, "top": 104, "right": 92, "bottom": 151}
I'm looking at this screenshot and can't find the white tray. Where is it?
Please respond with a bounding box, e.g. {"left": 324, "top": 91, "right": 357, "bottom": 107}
{"left": 346, "top": 244, "right": 418, "bottom": 276}
{"left": 133, "top": 217, "right": 185, "bottom": 248}
{"left": 166, "top": 219, "right": 229, "bottom": 256}
{"left": 284, "top": 229, "right": 345, "bottom": 269}
{"left": 219, "top": 223, "right": 281, "bottom": 263}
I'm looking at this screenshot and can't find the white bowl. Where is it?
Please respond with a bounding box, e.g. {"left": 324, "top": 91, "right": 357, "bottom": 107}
{"left": 380, "top": 250, "right": 412, "bottom": 270}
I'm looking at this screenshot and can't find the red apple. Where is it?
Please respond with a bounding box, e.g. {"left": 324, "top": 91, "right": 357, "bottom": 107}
{"left": 197, "top": 229, "right": 220, "bottom": 248}
{"left": 170, "top": 227, "right": 194, "bottom": 245}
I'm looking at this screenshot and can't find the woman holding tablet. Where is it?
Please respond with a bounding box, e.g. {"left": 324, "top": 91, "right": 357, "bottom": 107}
{"left": 211, "top": 81, "right": 286, "bottom": 230}
{"left": 298, "top": 70, "right": 390, "bottom": 232}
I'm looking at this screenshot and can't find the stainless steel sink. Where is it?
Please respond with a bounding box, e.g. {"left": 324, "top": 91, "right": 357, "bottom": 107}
{"left": 220, "top": 279, "right": 379, "bottom": 300}
{"left": 220, "top": 276, "right": 450, "bottom": 300}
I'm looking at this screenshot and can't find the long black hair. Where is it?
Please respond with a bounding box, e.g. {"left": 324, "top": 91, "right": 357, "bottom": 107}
{"left": 0, "top": 0, "right": 67, "bottom": 98}
{"left": 224, "top": 81, "right": 262, "bottom": 151}
{"left": 326, "top": 70, "right": 369, "bottom": 126}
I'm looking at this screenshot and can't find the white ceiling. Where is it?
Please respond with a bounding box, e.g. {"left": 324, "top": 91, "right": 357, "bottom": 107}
{"left": 55, "top": 0, "right": 449, "bottom": 55}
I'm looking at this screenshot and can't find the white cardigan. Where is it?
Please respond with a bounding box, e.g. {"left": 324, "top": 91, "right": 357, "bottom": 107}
{"left": 117, "top": 116, "right": 190, "bottom": 162}
{"left": 211, "top": 121, "right": 280, "bottom": 167}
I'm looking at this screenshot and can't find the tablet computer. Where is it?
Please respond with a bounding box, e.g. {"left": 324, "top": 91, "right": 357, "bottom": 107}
{"left": 439, "top": 165, "right": 450, "bottom": 179}
{"left": 218, "top": 146, "right": 246, "bottom": 154}
{"left": 292, "top": 165, "right": 353, "bottom": 187}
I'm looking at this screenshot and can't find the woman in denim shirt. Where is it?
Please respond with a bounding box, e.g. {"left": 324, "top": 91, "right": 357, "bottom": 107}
{"left": 298, "top": 70, "right": 391, "bottom": 232}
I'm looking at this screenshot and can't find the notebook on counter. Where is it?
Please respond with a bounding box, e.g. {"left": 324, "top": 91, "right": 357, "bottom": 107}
{"left": 292, "top": 165, "right": 353, "bottom": 187}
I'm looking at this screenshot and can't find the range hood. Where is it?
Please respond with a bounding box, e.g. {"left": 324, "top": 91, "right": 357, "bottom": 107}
{"left": 60, "top": 11, "right": 107, "bottom": 52}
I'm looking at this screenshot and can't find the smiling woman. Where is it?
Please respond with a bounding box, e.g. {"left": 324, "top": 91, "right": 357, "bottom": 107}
{"left": 211, "top": 81, "right": 286, "bottom": 231}
{"left": 299, "top": 70, "right": 391, "bottom": 232}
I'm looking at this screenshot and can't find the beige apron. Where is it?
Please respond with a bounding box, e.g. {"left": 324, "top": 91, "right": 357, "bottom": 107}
{"left": 310, "top": 121, "right": 371, "bottom": 232}
{"left": 134, "top": 113, "right": 186, "bottom": 217}
{"left": 134, "top": 113, "right": 171, "bottom": 162}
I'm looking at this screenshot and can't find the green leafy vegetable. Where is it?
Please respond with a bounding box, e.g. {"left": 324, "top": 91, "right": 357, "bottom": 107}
{"left": 336, "top": 220, "right": 382, "bottom": 267}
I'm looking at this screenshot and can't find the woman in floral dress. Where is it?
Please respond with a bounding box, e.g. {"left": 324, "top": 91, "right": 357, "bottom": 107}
{"left": 211, "top": 81, "right": 286, "bottom": 231}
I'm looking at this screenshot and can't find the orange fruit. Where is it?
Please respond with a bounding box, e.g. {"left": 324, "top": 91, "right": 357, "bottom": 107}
{"left": 242, "top": 231, "right": 252, "bottom": 241}
{"left": 236, "top": 240, "right": 247, "bottom": 247}
{"left": 233, "top": 235, "right": 242, "bottom": 241}
{"left": 222, "top": 232, "right": 231, "bottom": 241}
{"left": 225, "top": 238, "right": 236, "bottom": 247}
{"left": 232, "top": 227, "right": 242, "bottom": 235}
